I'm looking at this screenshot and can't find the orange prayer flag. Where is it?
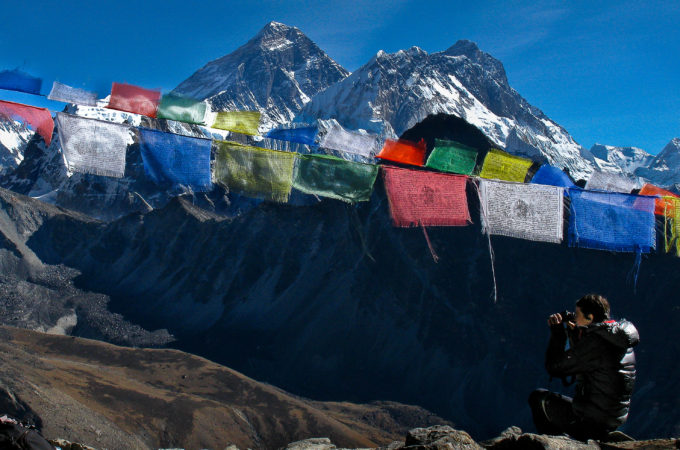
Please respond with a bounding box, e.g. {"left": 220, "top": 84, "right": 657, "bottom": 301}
{"left": 108, "top": 82, "right": 161, "bottom": 118}
{"left": 377, "top": 138, "right": 426, "bottom": 166}
{"left": 639, "top": 183, "right": 679, "bottom": 216}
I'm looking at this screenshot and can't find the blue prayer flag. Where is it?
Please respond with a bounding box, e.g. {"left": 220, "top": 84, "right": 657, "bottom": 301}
{"left": 0, "top": 69, "right": 42, "bottom": 95}
{"left": 138, "top": 128, "right": 212, "bottom": 191}
{"left": 531, "top": 165, "right": 576, "bottom": 188}
{"left": 265, "top": 126, "right": 317, "bottom": 146}
{"left": 567, "top": 189, "right": 656, "bottom": 253}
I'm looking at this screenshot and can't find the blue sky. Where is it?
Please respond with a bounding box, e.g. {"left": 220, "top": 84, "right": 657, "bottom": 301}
{"left": 0, "top": 0, "right": 677, "bottom": 154}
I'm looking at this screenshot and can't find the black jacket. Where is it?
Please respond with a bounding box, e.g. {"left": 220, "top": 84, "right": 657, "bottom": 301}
{"left": 545, "top": 319, "right": 639, "bottom": 428}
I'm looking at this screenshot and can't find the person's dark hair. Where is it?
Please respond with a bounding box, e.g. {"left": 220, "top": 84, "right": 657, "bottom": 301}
{"left": 576, "top": 294, "right": 610, "bottom": 322}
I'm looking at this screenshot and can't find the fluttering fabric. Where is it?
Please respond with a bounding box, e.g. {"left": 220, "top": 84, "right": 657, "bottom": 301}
{"left": 108, "top": 82, "right": 162, "bottom": 118}
{"left": 0, "top": 100, "right": 54, "bottom": 146}
{"left": 156, "top": 94, "right": 207, "bottom": 125}
{"left": 214, "top": 141, "right": 296, "bottom": 202}
{"left": 479, "top": 179, "right": 564, "bottom": 244}
{"left": 377, "top": 138, "right": 426, "bottom": 166}
{"left": 47, "top": 81, "right": 98, "bottom": 106}
{"left": 381, "top": 166, "right": 470, "bottom": 227}
{"left": 585, "top": 170, "right": 637, "bottom": 193}
{"left": 138, "top": 127, "right": 212, "bottom": 191}
{"left": 266, "top": 126, "right": 318, "bottom": 146}
{"left": 56, "top": 112, "right": 131, "bottom": 178}
{"left": 639, "top": 183, "right": 679, "bottom": 216}
{"left": 293, "top": 154, "right": 378, "bottom": 203}
{"left": 665, "top": 197, "right": 680, "bottom": 256}
{"left": 425, "top": 139, "right": 478, "bottom": 175}
{"left": 212, "top": 111, "right": 261, "bottom": 135}
{"left": 319, "top": 121, "right": 377, "bottom": 157}
{"left": 530, "top": 164, "right": 576, "bottom": 188}
{"left": 0, "top": 69, "right": 42, "bottom": 95}
{"left": 567, "top": 189, "right": 656, "bottom": 253}
{"left": 479, "top": 149, "right": 533, "bottom": 182}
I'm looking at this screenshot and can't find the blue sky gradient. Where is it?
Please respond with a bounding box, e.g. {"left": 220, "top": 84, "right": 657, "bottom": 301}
{"left": 1, "top": 0, "right": 677, "bottom": 154}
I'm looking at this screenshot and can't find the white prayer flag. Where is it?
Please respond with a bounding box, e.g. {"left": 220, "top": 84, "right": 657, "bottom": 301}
{"left": 56, "top": 112, "right": 131, "bottom": 178}
{"left": 585, "top": 170, "right": 637, "bottom": 193}
{"left": 320, "top": 121, "right": 378, "bottom": 157}
{"left": 479, "top": 179, "right": 564, "bottom": 244}
{"left": 48, "top": 81, "right": 98, "bottom": 106}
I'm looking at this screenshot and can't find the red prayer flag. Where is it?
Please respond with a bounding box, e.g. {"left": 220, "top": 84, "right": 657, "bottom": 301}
{"left": 382, "top": 166, "right": 471, "bottom": 227}
{"left": 639, "top": 183, "right": 679, "bottom": 216}
{"left": 377, "top": 138, "right": 426, "bottom": 166}
{"left": 108, "top": 82, "right": 161, "bottom": 118}
{"left": 0, "top": 100, "right": 53, "bottom": 146}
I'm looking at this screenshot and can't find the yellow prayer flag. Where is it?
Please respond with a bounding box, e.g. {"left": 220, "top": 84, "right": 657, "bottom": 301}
{"left": 665, "top": 196, "right": 680, "bottom": 257}
{"left": 212, "top": 111, "right": 261, "bottom": 135}
{"left": 479, "top": 149, "right": 533, "bottom": 183}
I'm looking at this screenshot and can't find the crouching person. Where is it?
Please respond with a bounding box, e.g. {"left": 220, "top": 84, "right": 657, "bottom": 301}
{"left": 529, "top": 294, "right": 639, "bottom": 441}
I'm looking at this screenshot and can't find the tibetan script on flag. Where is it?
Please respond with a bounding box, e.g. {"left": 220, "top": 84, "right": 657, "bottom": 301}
{"left": 377, "top": 138, "right": 426, "bottom": 166}
{"left": 425, "top": 139, "right": 478, "bottom": 175}
{"left": 479, "top": 149, "right": 533, "bottom": 182}
{"left": 479, "top": 179, "right": 564, "bottom": 244}
{"left": 212, "top": 111, "right": 261, "bottom": 135}
{"left": 108, "top": 82, "right": 161, "bottom": 118}
{"left": 56, "top": 112, "right": 131, "bottom": 178}
{"left": 381, "top": 166, "right": 470, "bottom": 227}
{"left": 0, "top": 100, "right": 54, "bottom": 146}
{"left": 138, "top": 128, "right": 212, "bottom": 191}
{"left": 214, "top": 141, "right": 296, "bottom": 202}
{"left": 48, "top": 81, "right": 98, "bottom": 106}
{"left": 293, "top": 154, "right": 379, "bottom": 203}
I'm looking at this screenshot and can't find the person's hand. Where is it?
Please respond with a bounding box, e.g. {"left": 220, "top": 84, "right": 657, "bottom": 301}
{"left": 548, "top": 313, "right": 563, "bottom": 327}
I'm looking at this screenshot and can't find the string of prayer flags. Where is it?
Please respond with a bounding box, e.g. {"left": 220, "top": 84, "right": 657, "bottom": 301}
{"left": 530, "top": 165, "right": 576, "bottom": 188}
{"left": 48, "top": 81, "right": 98, "bottom": 106}
{"left": 56, "top": 112, "right": 131, "bottom": 178}
{"left": 376, "top": 138, "right": 426, "bottom": 166}
{"left": 664, "top": 197, "right": 680, "bottom": 256}
{"left": 266, "top": 126, "right": 318, "bottom": 146}
{"left": 0, "top": 69, "right": 42, "bottom": 95}
{"left": 214, "top": 141, "right": 296, "bottom": 202}
{"left": 479, "top": 149, "right": 533, "bottom": 183}
{"left": 425, "top": 139, "right": 477, "bottom": 175}
{"left": 479, "top": 179, "right": 564, "bottom": 244}
{"left": 567, "top": 189, "right": 656, "bottom": 253}
{"left": 212, "top": 111, "right": 261, "bottom": 135}
{"left": 108, "top": 82, "right": 161, "bottom": 118}
{"left": 319, "top": 121, "right": 377, "bottom": 157}
{"left": 0, "top": 100, "right": 54, "bottom": 146}
{"left": 293, "top": 154, "right": 379, "bottom": 203}
{"left": 585, "top": 170, "right": 637, "bottom": 193}
{"left": 156, "top": 93, "right": 207, "bottom": 125}
{"left": 638, "top": 183, "right": 679, "bottom": 216}
{"left": 138, "top": 128, "right": 212, "bottom": 191}
{"left": 381, "top": 166, "right": 470, "bottom": 227}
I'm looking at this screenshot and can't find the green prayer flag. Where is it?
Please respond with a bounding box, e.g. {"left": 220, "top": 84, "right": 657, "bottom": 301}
{"left": 214, "top": 141, "right": 296, "bottom": 202}
{"left": 425, "top": 139, "right": 478, "bottom": 175}
{"left": 212, "top": 111, "right": 261, "bottom": 135}
{"left": 293, "top": 154, "right": 379, "bottom": 203}
{"left": 157, "top": 94, "right": 207, "bottom": 124}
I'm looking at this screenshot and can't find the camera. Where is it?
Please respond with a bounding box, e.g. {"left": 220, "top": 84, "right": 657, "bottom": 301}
{"left": 560, "top": 310, "right": 576, "bottom": 323}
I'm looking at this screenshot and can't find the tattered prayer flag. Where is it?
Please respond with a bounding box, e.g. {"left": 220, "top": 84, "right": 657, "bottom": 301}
{"left": 293, "top": 154, "right": 379, "bottom": 203}
{"left": 381, "top": 166, "right": 470, "bottom": 227}
{"left": 156, "top": 94, "right": 207, "bottom": 125}
{"left": 479, "top": 149, "right": 533, "bottom": 182}
{"left": 212, "top": 111, "right": 261, "bottom": 135}
{"left": 377, "top": 138, "right": 426, "bottom": 166}
{"left": 319, "top": 122, "right": 377, "bottom": 157}
{"left": 48, "top": 81, "right": 98, "bottom": 106}
{"left": 585, "top": 170, "right": 637, "bottom": 193}
{"left": 0, "top": 69, "right": 42, "bottom": 95}
{"left": 266, "top": 126, "right": 318, "bottom": 146}
{"left": 425, "top": 139, "right": 477, "bottom": 175}
{"left": 567, "top": 189, "right": 656, "bottom": 253}
{"left": 479, "top": 179, "right": 564, "bottom": 244}
{"left": 0, "top": 100, "right": 54, "bottom": 146}
{"left": 530, "top": 165, "right": 576, "bottom": 188}
{"left": 138, "top": 128, "right": 212, "bottom": 191}
{"left": 56, "top": 112, "right": 131, "bottom": 178}
{"left": 108, "top": 82, "right": 161, "bottom": 118}
{"left": 665, "top": 197, "right": 680, "bottom": 256}
{"left": 639, "top": 183, "right": 679, "bottom": 216}
{"left": 214, "top": 141, "right": 296, "bottom": 202}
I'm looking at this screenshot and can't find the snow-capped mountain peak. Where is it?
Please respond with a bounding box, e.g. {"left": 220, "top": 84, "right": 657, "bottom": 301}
{"left": 589, "top": 143, "right": 654, "bottom": 174}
